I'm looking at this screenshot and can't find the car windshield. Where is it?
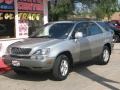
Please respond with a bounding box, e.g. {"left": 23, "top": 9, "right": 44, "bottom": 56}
{"left": 30, "top": 23, "right": 74, "bottom": 39}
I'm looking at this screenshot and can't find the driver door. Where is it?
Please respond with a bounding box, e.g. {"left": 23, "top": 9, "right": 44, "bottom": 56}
{"left": 73, "top": 22, "right": 92, "bottom": 62}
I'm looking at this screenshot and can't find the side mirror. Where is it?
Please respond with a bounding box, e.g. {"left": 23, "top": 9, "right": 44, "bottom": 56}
{"left": 75, "top": 32, "right": 83, "bottom": 39}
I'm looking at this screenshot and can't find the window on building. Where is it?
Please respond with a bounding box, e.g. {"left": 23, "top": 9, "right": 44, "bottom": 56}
{"left": 0, "top": 0, "right": 15, "bottom": 39}
{"left": 0, "top": 20, "right": 15, "bottom": 38}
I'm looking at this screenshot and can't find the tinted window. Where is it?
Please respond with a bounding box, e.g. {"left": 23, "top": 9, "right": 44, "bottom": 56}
{"left": 49, "top": 23, "right": 74, "bottom": 38}
{"left": 73, "top": 22, "right": 88, "bottom": 37}
{"left": 97, "top": 22, "right": 112, "bottom": 31}
{"left": 31, "top": 23, "right": 74, "bottom": 39}
{"left": 88, "top": 23, "right": 102, "bottom": 36}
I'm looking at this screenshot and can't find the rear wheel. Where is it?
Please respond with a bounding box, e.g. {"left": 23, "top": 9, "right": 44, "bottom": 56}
{"left": 98, "top": 46, "right": 110, "bottom": 65}
{"left": 114, "top": 34, "right": 120, "bottom": 43}
{"left": 52, "top": 54, "right": 70, "bottom": 81}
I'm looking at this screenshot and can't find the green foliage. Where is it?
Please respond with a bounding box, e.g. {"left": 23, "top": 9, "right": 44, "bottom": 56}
{"left": 78, "top": 0, "right": 119, "bottom": 20}
{"left": 49, "top": 0, "right": 74, "bottom": 21}
{"left": 94, "top": 0, "right": 118, "bottom": 20}
{"left": 49, "top": 0, "right": 119, "bottom": 21}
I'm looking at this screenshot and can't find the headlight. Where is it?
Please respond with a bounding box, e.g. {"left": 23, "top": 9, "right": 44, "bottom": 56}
{"left": 33, "top": 48, "right": 50, "bottom": 55}
{"left": 5, "top": 47, "right": 11, "bottom": 55}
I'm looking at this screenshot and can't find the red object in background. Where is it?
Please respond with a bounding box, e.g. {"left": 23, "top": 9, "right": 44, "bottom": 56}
{"left": 110, "top": 20, "right": 120, "bottom": 30}
{"left": 111, "top": 20, "right": 120, "bottom": 27}
{"left": 116, "top": 26, "right": 120, "bottom": 29}
{"left": 0, "top": 58, "right": 11, "bottom": 74}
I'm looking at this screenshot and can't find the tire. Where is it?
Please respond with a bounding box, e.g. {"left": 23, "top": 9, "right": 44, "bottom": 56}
{"left": 97, "top": 46, "right": 110, "bottom": 65}
{"left": 52, "top": 54, "right": 70, "bottom": 81}
{"left": 114, "top": 35, "right": 120, "bottom": 43}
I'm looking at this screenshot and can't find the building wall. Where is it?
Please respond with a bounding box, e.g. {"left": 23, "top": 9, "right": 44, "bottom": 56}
{"left": 0, "top": 0, "right": 49, "bottom": 57}
{"left": 111, "top": 12, "right": 120, "bottom": 20}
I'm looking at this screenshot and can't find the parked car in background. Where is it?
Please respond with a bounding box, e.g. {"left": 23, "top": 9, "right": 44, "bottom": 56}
{"left": 107, "top": 20, "right": 120, "bottom": 42}
{"left": 3, "top": 21, "right": 114, "bottom": 81}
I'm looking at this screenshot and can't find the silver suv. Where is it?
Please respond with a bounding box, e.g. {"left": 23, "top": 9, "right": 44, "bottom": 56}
{"left": 3, "top": 21, "right": 113, "bottom": 80}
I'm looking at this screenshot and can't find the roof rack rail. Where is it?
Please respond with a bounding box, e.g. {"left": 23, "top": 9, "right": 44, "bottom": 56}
{"left": 64, "top": 18, "right": 97, "bottom": 21}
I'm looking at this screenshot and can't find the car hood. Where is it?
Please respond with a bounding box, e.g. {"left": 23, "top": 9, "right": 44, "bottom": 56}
{"left": 10, "top": 38, "right": 63, "bottom": 49}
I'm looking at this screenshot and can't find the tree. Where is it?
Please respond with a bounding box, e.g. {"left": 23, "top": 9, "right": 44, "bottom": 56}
{"left": 93, "top": 0, "right": 119, "bottom": 20}
{"left": 76, "top": 0, "right": 119, "bottom": 20}
{"left": 49, "top": 0, "right": 74, "bottom": 21}
{"left": 49, "top": 0, "right": 119, "bottom": 21}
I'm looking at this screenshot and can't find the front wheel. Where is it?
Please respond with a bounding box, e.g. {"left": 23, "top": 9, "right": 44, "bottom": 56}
{"left": 52, "top": 54, "right": 70, "bottom": 81}
{"left": 97, "top": 46, "right": 110, "bottom": 65}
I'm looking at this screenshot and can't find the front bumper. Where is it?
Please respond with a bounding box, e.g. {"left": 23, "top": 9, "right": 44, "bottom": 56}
{"left": 3, "top": 55, "right": 55, "bottom": 71}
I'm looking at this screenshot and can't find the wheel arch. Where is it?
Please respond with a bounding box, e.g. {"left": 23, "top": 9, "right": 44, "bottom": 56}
{"left": 56, "top": 51, "right": 74, "bottom": 68}
{"left": 104, "top": 43, "right": 111, "bottom": 55}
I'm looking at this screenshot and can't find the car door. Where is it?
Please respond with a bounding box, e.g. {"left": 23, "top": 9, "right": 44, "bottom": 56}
{"left": 87, "top": 22, "right": 104, "bottom": 58}
{"left": 72, "top": 22, "right": 92, "bottom": 62}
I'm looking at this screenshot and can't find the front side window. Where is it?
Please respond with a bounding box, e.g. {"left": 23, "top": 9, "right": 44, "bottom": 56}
{"left": 88, "top": 23, "right": 103, "bottom": 36}
{"left": 30, "top": 23, "right": 74, "bottom": 39}
{"left": 72, "top": 22, "right": 88, "bottom": 38}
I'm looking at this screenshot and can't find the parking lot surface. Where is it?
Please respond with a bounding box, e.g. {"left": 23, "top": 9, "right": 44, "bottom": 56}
{"left": 0, "top": 44, "right": 120, "bottom": 90}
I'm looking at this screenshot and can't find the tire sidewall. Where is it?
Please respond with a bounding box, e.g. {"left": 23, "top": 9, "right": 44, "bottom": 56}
{"left": 101, "top": 46, "right": 110, "bottom": 65}
{"left": 114, "top": 35, "right": 120, "bottom": 43}
{"left": 53, "top": 54, "right": 70, "bottom": 81}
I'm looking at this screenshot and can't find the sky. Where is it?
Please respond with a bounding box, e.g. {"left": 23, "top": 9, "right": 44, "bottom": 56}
{"left": 119, "top": 0, "right": 120, "bottom": 4}
{"left": 74, "top": 0, "right": 120, "bottom": 13}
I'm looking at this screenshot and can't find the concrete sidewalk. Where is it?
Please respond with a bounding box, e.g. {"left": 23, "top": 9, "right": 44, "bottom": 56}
{"left": 113, "top": 43, "right": 120, "bottom": 54}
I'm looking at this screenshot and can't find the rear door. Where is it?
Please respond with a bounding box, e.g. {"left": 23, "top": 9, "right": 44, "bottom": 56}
{"left": 86, "top": 22, "right": 104, "bottom": 58}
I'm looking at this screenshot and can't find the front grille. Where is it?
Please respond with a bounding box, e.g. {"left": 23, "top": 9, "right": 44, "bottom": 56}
{"left": 10, "top": 55, "right": 31, "bottom": 59}
{"left": 11, "top": 47, "right": 31, "bottom": 55}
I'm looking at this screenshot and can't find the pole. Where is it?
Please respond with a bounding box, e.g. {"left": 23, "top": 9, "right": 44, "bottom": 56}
{"left": 14, "top": 0, "right": 19, "bottom": 38}
{"left": 43, "top": 0, "right": 48, "bottom": 24}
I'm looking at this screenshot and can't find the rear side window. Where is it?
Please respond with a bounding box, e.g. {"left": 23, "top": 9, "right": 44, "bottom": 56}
{"left": 88, "top": 23, "right": 103, "bottom": 36}
{"left": 97, "top": 22, "right": 114, "bottom": 32}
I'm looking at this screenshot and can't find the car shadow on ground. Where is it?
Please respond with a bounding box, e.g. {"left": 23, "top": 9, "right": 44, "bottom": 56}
{"left": 73, "top": 60, "right": 120, "bottom": 90}
{"left": 2, "top": 70, "right": 54, "bottom": 81}
{"left": 2, "top": 60, "right": 120, "bottom": 89}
